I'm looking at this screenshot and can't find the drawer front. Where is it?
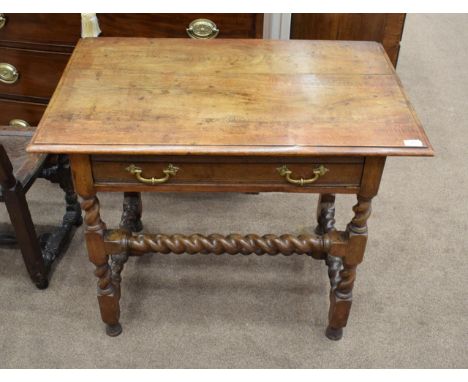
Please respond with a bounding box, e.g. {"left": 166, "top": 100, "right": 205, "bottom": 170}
{"left": 0, "top": 47, "right": 70, "bottom": 99}
{"left": 0, "top": 98, "right": 46, "bottom": 127}
{"left": 91, "top": 156, "right": 363, "bottom": 193}
{"left": 98, "top": 13, "right": 263, "bottom": 39}
{"left": 0, "top": 13, "right": 81, "bottom": 46}
{"left": 0, "top": 14, "right": 262, "bottom": 46}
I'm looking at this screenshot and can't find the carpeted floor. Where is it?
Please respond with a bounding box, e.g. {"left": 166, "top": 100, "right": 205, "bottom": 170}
{"left": 0, "top": 14, "right": 467, "bottom": 368}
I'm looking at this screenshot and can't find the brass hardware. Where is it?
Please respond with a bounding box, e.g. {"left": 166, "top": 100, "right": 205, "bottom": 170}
{"left": 186, "top": 19, "right": 219, "bottom": 39}
{"left": 0, "top": 14, "right": 6, "bottom": 29}
{"left": 126, "top": 164, "right": 179, "bottom": 185}
{"left": 276, "top": 165, "right": 329, "bottom": 186}
{"left": 9, "top": 119, "right": 30, "bottom": 128}
{"left": 0, "top": 63, "right": 19, "bottom": 84}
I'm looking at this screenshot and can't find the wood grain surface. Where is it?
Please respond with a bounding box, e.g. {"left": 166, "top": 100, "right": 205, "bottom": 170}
{"left": 28, "top": 38, "right": 433, "bottom": 157}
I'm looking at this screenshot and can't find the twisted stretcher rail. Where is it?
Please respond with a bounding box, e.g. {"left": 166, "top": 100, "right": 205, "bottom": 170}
{"left": 104, "top": 231, "right": 340, "bottom": 257}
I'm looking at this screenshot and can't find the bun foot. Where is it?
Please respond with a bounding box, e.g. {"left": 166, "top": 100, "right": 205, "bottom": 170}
{"left": 325, "top": 326, "right": 343, "bottom": 341}
{"left": 106, "top": 323, "right": 122, "bottom": 337}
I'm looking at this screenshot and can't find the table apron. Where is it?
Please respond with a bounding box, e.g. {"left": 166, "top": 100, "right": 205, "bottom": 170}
{"left": 90, "top": 155, "right": 364, "bottom": 194}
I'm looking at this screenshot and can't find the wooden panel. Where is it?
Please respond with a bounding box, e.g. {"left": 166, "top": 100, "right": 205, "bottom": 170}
{"left": 0, "top": 47, "right": 70, "bottom": 99}
{"left": 0, "top": 99, "right": 46, "bottom": 126}
{"left": 91, "top": 156, "right": 363, "bottom": 194}
{"left": 290, "top": 14, "right": 406, "bottom": 66}
{"left": 0, "top": 13, "right": 80, "bottom": 46}
{"left": 29, "top": 39, "right": 432, "bottom": 157}
{"left": 381, "top": 14, "right": 406, "bottom": 67}
{"left": 98, "top": 13, "right": 263, "bottom": 39}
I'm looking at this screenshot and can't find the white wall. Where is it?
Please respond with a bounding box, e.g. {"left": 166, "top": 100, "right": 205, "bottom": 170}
{"left": 262, "top": 13, "right": 291, "bottom": 40}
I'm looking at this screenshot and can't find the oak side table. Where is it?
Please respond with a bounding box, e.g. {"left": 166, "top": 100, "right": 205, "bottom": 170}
{"left": 27, "top": 38, "right": 433, "bottom": 340}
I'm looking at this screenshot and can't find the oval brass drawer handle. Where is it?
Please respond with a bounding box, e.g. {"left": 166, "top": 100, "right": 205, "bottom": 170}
{"left": 126, "top": 164, "right": 179, "bottom": 185}
{"left": 9, "top": 119, "right": 30, "bottom": 128}
{"left": 186, "top": 18, "right": 219, "bottom": 39}
{"left": 0, "top": 14, "right": 6, "bottom": 29}
{"left": 0, "top": 63, "right": 19, "bottom": 84}
{"left": 277, "top": 165, "right": 329, "bottom": 186}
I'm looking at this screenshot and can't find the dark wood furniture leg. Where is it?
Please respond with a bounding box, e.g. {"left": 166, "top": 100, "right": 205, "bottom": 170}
{"left": 81, "top": 194, "right": 124, "bottom": 336}
{"left": 0, "top": 146, "right": 48, "bottom": 288}
{"left": 316, "top": 194, "right": 348, "bottom": 340}
{"left": 326, "top": 195, "right": 372, "bottom": 340}
{"left": 40, "top": 154, "right": 83, "bottom": 265}
{"left": 72, "top": 155, "right": 124, "bottom": 336}
{"left": 315, "top": 193, "right": 344, "bottom": 322}
{"left": 120, "top": 192, "right": 143, "bottom": 232}
{"left": 325, "top": 157, "right": 385, "bottom": 340}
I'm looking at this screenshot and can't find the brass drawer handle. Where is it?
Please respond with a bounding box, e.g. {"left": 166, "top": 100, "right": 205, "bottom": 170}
{"left": 9, "top": 119, "right": 30, "bottom": 128}
{"left": 0, "top": 63, "right": 19, "bottom": 84}
{"left": 126, "top": 164, "right": 179, "bottom": 185}
{"left": 277, "top": 165, "right": 329, "bottom": 186}
{"left": 0, "top": 14, "right": 6, "bottom": 29}
{"left": 186, "top": 19, "right": 219, "bottom": 39}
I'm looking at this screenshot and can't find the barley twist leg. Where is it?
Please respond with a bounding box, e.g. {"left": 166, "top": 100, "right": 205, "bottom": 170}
{"left": 81, "top": 195, "right": 123, "bottom": 337}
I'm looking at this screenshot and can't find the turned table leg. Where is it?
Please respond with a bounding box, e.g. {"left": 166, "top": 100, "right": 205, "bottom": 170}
{"left": 120, "top": 192, "right": 143, "bottom": 233}
{"left": 316, "top": 194, "right": 344, "bottom": 315}
{"left": 316, "top": 194, "right": 338, "bottom": 260}
{"left": 326, "top": 195, "right": 372, "bottom": 340}
{"left": 316, "top": 194, "right": 336, "bottom": 236}
{"left": 81, "top": 194, "right": 124, "bottom": 336}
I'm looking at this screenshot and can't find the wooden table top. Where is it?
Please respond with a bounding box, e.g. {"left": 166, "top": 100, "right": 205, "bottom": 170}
{"left": 27, "top": 38, "right": 433, "bottom": 157}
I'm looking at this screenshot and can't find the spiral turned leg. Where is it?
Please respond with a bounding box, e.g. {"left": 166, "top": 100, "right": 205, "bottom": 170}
{"left": 120, "top": 192, "right": 143, "bottom": 233}
{"left": 326, "top": 195, "right": 372, "bottom": 340}
{"left": 315, "top": 194, "right": 342, "bottom": 283}
{"left": 315, "top": 194, "right": 336, "bottom": 236}
{"left": 81, "top": 194, "right": 123, "bottom": 337}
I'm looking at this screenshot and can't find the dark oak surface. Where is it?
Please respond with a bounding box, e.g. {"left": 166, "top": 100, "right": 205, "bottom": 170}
{"left": 28, "top": 38, "right": 432, "bottom": 157}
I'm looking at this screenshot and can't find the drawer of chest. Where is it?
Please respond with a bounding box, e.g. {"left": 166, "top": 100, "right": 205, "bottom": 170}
{"left": 91, "top": 156, "right": 363, "bottom": 192}
{"left": 0, "top": 47, "right": 70, "bottom": 99}
{"left": 0, "top": 98, "right": 46, "bottom": 127}
{"left": 0, "top": 13, "right": 262, "bottom": 46}
{"left": 98, "top": 13, "right": 263, "bottom": 39}
{"left": 0, "top": 14, "right": 80, "bottom": 46}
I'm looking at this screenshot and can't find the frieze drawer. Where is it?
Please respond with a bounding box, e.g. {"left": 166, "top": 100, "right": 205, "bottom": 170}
{"left": 91, "top": 155, "right": 364, "bottom": 193}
